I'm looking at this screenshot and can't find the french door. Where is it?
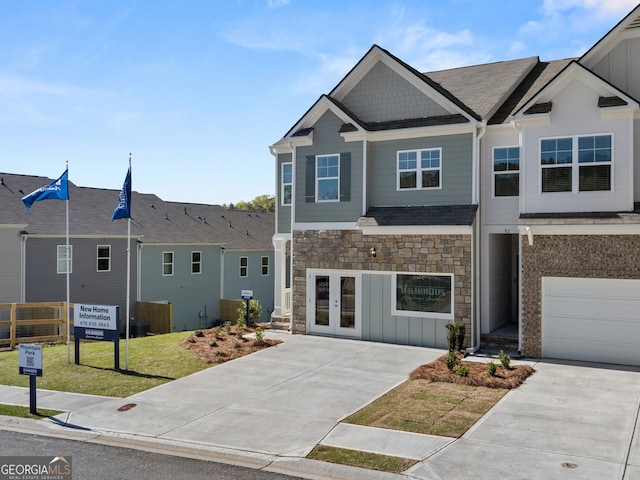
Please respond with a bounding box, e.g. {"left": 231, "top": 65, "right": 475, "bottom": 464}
{"left": 308, "top": 270, "right": 361, "bottom": 338}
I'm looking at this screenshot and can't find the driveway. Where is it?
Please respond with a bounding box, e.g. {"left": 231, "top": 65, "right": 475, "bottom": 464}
{"left": 408, "top": 360, "right": 640, "bottom": 480}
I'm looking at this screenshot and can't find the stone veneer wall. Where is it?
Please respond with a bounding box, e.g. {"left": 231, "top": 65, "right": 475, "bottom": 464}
{"left": 292, "top": 229, "right": 473, "bottom": 347}
{"left": 521, "top": 234, "right": 640, "bottom": 357}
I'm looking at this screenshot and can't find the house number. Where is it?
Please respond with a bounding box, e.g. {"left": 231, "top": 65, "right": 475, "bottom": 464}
{"left": 504, "top": 228, "right": 511, "bottom": 234}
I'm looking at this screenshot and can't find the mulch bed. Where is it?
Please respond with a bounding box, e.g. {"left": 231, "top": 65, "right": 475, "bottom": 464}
{"left": 181, "top": 325, "right": 281, "bottom": 364}
{"left": 410, "top": 353, "right": 535, "bottom": 389}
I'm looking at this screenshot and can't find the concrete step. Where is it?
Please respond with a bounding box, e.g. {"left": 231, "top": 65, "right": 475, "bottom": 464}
{"left": 266, "top": 320, "right": 290, "bottom": 331}
{"left": 480, "top": 334, "right": 519, "bottom": 356}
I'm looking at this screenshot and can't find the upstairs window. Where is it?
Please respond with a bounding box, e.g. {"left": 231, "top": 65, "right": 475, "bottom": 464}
{"left": 163, "top": 251, "right": 174, "bottom": 276}
{"left": 191, "top": 251, "right": 201, "bottom": 274}
{"left": 397, "top": 148, "right": 441, "bottom": 190}
{"left": 281, "top": 162, "right": 292, "bottom": 206}
{"left": 541, "top": 135, "right": 612, "bottom": 193}
{"left": 316, "top": 154, "right": 340, "bottom": 202}
{"left": 261, "top": 256, "right": 269, "bottom": 276}
{"left": 240, "top": 256, "right": 248, "bottom": 277}
{"left": 57, "top": 245, "right": 72, "bottom": 274}
{"left": 97, "top": 245, "right": 111, "bottom": 272}
{"left": 493, "top": 147, "right": 520, "bottom": 197}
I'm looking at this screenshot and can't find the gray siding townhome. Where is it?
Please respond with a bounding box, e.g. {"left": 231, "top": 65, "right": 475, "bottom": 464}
{"left": 270, "top": 5, "right": 640, "bottom": 367}
{"left": 0, "top": 173, "right": 274, "bottom": 333}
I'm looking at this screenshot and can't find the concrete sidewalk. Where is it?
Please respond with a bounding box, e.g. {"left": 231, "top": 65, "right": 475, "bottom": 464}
{"left": 2, "top": 334, "right": 640, "bottom": 479}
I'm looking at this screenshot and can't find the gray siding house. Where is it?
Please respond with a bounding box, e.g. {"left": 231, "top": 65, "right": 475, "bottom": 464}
{"left": 0, "top": 173, "right": 274, "bottom": 332}
{"left": 270, "top": 5, "right": 640, "bottom": 367}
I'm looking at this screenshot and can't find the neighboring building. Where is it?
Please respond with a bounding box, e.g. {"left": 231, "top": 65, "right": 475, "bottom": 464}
{"left": 0, "top": 173, "right": 274, "bottom": 332}
{"left": 270, "top": 5, "right": 640, "bottom": 366}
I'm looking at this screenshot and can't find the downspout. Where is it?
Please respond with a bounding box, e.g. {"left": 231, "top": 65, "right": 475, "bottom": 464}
{"left": 21, "top": 234, "right": 28, "bottom": 303}
{"left": 288, "top": 142, "right": 295, "bottom": 333}
{"left": 512, "top": 119, "right": 524, "bottom": 354}
{"left": 466, "top": 122, "right": 486, "bottom": 355}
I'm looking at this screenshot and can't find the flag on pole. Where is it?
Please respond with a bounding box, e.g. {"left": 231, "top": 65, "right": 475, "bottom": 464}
{"left": 112, "top": 167, "right": 131, "bottom": 220}
{"left": 22, "top": 169, "right": 69, "bottom": 210}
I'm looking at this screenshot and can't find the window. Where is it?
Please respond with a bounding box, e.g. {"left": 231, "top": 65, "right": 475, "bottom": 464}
{"left": 261, "top": 256, "right": 269, "bottom": 276}
{"left": 541, "top": 135, "right": 612, "bottom": 193}
{"left": 397, "top": 148, "right": 441, "bottom": 190}
{"left": 97, "top": 245, "right": 110, "bottom": 272}
{"left": 162, "top": 252, "right": 174, "bottom": 276}
{"left": 392, "top": 273, "right": 453, "bottom": 319}
{"left": 281, "top": 162, "right": 292, "bottom": 206}
{"left": 57, "top": 245, "right": 72, "bottom": 274}
{"left": 316, "top": 154, "right": 340, "bottom": 202}
{"left": 493, "top": 147, "right": 519, "bottom": 197}
{"left": 191, "top": 251, "right": 201, "bottom": 274}
{"left": 240, "top": 256, "right": 248, "bottom": 277}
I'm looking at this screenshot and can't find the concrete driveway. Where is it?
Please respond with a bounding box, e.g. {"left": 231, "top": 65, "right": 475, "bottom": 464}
{"left": 408, "top": 360, "right": 640, "bottom": 480}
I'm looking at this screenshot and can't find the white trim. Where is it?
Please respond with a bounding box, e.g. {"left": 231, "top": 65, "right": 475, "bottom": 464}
{"left": 362, "top": 140, "right": 367, "bottom": 216}
{"left": 162, "top": 251, "right": 174, "bottom": 276}
{"left": 341, "top": 123, "right": 476, "bottom": 142}
{"left": 359, "top": 225, "right": 473, "bottom": 235}
{"left": 315, "top": 153, "right": 340, "bottom": 203}
{"left": 261, "top": 255, "right": 270, "bottom": 276}
{"left": 281, "top": 162, "right": 292, "bottom": 207}
{"left": 57, "top": 244, "right": 72, "bottom": 274}
{"left": 518, "top": 224, "right": 640, "bottom": 236}
{"left": 293, "top": 222, "right": 358, "bottom": 231}
{"left": 0, "top": 224, "right": 28, "bottom": 229}
{"left": 191, "top": 250, "right": 202, "bottom": 275}
{"left": 239, "top": 256, "right": 248, "bottom": 278}
{"left": 97, "top": 244, "right": 111, "bottom": 273}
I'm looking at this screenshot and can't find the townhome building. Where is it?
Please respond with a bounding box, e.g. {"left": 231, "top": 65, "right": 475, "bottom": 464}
{"left": 270, "top": 5, "right": 640, "bottom": 366}
{"left": 0, "top": 173, "right": 275, "bottom": 333}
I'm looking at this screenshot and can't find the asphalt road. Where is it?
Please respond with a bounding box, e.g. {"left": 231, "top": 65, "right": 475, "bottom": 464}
{"left": 0, "top": 430, "right": 304, "bottom": 480}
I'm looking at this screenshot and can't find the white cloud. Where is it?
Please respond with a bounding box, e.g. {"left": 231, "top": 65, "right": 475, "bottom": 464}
{"left": 267, "top": 0, "right": 290, "bottom": 8}
{"left": 542, "top": 0, "right": 638, "bottom": 16}
{"left": 0, "top": 73, "right": 71, "bottom": 96}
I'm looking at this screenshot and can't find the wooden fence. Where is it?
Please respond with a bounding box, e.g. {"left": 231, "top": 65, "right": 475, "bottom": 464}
{"left": 220, "top": 299, "right": 244, "bottom": 322}
{"left": 0, "top": 302, "right": 69, "bottom": 349}
{"left": 135, "top": 301, "right": 172, "bottom": 334}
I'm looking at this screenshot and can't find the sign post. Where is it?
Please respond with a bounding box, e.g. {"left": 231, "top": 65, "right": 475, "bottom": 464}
{"left": 241, "top": 289, "right": 253, "bottom": 325}
{"left": 19, "top": 344, "right": 43, "bottom": 415}
{"left": 74, "top": 304, "right": 120, "bottom": 370}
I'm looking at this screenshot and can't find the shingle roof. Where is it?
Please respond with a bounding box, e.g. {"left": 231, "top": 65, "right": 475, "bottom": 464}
{"left": 0, "top": 172, "right": 274, "bottom": 250}
{"left": 427, "top": 57, "right": 539, "bottom": 121}
{"left": 357, "top": 205, "right": 478, "bottom": 227}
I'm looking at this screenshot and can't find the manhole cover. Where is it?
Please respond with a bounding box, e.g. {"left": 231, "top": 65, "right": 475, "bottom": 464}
{"left": 117, "top": 403, "right": 137, "bottom": 412}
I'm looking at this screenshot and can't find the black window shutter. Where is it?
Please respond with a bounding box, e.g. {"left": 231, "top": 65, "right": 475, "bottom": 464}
{"left": 340, "top": 152, "right": 351, "bottom": 202}
{"left": 305, "top": 156, "right": 315, "bottom": 203}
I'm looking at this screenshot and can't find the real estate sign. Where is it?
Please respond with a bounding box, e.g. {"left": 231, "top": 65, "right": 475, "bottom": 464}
{"left": 18, "top": 343, "right": 42, "bottom": 377}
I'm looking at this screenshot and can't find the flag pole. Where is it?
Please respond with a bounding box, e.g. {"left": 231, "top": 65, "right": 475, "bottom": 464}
{"left": 66, "top": 160, "right": 71, "bottom": 364}
{"left": 125, "top": 154, "right": 131, "bottom": 370}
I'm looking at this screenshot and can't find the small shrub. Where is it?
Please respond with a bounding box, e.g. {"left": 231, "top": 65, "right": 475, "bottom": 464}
{"left": 455, "top": 323, "right": 465, "bottom": 351}
{"left": 214, "top": 326, "right": 223, "bottom": 338}
{"left": 194, "top": 330, "right": 204, "bottom": 337}
{"left": 223, "top": 321, "right": 232, "bottom": 334}
{"left": 456, "top": 364, "right": 469, "bottom": 377}
{"left": 236, "top": 318, "right": 245, "bottom": 339}
{"left": 255, "top": 327, "right": 264, "bottom": 342}
{"left": 488, "top": 361, "right": 498, "bottom": 376}
{"left": 233, "top": 340, "right": 241, "bottom": 349}
{"left": 498, "top": 350, "right": 511, "bottom": 369}
{"left": 445, "top": 322, "right": 466, "bottom": 351}
{"left": 208, "top": 340, "right": 218, "bottom": 347}
{"left": 236, "top": 299, "right": 263, "bottom": 327}
{"left": 444, "top": 351, "right": 457, "bottom": 370}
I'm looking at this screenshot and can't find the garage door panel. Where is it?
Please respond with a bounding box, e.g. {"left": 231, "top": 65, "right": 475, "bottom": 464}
{"left": 543, "top": 277, "right": 640, "bottom": 366}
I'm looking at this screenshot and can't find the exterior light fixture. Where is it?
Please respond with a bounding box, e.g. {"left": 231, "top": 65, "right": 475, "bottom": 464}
{"left": 370, "top": 247, "right": 377, "bottom": 258}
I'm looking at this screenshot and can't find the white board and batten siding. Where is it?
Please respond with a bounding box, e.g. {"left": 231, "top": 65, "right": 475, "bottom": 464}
{"left": 542, "top": 277, "right": 640, "bottom": 366}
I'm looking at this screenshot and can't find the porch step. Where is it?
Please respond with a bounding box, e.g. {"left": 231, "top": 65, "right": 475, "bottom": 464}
{"left": 480, "top": 334, "right": 520, "bottom": 356}
{"left": 266, "top": 316, "right": 290, "bottom": 332}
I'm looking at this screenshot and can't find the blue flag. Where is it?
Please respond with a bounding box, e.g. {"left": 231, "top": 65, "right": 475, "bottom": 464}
{"left": 22, "top": 169, "right": 69, "bottom": 210}
{"left": 112, "top": 167, "right": 131, "bottom": 220}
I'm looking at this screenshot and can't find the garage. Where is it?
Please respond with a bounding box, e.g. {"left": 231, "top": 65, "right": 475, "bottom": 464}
{"left": 542, "top": 277, "right": 640, "bottom": 366}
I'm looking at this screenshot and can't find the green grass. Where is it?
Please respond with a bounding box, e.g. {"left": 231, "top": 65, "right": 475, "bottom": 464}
{"left": 308, "top": 446, "right": 416, "bottom": 474}
{"left": 0, "top": 404, "right": 63, "bottom": 419}
{"left": 0, "top": 333, "right": 212, "bottom": 397}
{"left": 344, "top": 379, "right": 506, "bottom": 438}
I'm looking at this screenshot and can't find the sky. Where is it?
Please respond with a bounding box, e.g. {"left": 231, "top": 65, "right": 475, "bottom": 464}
{"left": 1, "top": 0, "right": 638, "bottom": 206}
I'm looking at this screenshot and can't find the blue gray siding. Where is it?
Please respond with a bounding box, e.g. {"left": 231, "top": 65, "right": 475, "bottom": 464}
{"left": 140, "top": 245, "right": 221, "bottom": 331}
{"left": 361, "top": 274, "right": 448, "bottom": 348}
{"left": 295, "top": 111, "right": 363, "bottom": 223}
{"left": 222, "top": 250, "right": 274, "bottom": 322}
{"left": 368, "top": 133, "right": 473, "bottom": 206}
{"left": 0, "top": 227, "right": 23, "bottom": 302}
{"left": 26, "top": 237, "right": 137, "bottom": 328}
{"left": 277, "top": 153, "right": 292, "bottom": 234}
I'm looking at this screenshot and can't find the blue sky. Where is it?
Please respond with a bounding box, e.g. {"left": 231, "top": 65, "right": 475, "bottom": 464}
{"left": 1, "top": 0, "right": 637, "bottom": 205}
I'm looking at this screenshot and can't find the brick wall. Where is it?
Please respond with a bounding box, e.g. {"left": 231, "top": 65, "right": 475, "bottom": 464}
{"left": 292, "top": 229, "right": 473, "bottom": 346}
{"left": 521, "top": 234, "right": 640, "bottom": 357}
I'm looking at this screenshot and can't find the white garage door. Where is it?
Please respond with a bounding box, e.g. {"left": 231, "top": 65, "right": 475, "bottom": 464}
{"left": 543, "top": 277, "right": 640, "bottom": 366}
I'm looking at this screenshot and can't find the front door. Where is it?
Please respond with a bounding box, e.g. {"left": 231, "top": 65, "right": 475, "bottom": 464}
{"left": 308, "top": 270, "right": 361, "bottom": 338}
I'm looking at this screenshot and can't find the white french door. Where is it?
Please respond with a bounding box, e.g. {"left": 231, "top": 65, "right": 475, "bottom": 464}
{"left": 307, "top": 270, "right": 361, "bottom": 338}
